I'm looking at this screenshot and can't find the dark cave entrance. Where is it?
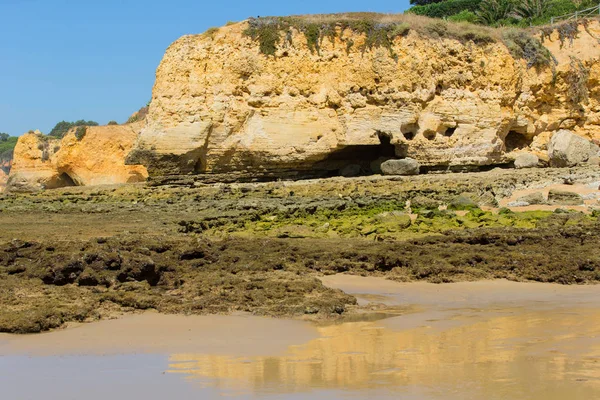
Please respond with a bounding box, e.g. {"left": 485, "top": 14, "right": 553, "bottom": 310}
{"left": 57, "top": 172, "right": 77, "bottom": 187}
{"left": 504, "top": 131, "right": 533, "bottom": 152}
{"left": 443, "top": 127, "right": 456, "bottom": 137}
{"left": 314, "top": 131, "right": 397, "bottom": 176}
{"left": 376, "top": 132, "right": 396, "bottom": 157}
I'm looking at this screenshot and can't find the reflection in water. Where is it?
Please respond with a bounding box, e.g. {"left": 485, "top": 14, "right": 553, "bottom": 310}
{"left": 168, "top": 308, "right": 600, "bottom": 399}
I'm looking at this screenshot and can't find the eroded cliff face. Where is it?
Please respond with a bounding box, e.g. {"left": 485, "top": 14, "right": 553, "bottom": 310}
{"left": 7, "top": 124, "right": 148, "bottom": 192}
{"left": 0, "top": 167, "right": 8, "bottom": 192}
{"left": 127, "top": 17, "right": 600, "bottom": 176}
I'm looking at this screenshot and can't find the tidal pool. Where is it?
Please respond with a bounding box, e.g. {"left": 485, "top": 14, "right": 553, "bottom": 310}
{"left": 2, "top": 278, "right": 600, "bottom": 399}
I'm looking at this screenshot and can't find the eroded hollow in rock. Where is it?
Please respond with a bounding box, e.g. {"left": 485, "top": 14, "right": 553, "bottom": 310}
{"left": 403, "top": 131, "right": 416, "bottom": 141}
{"left": 504, "top": 131, "right": 533, "bottom": 152}
{"left": 443, "top": 127, "right": 456, "bottom": 137}
{"left": 376, "top": 132, "right": 396, "bottom": 157}
{"left": 314, "top": 131, "right": 397, "bottom": 175}
{"left": 57, "top": 172, "right": 77, "bottom": 187}
{"left": 423, "top": 131, "right": 436, "bottom": 141}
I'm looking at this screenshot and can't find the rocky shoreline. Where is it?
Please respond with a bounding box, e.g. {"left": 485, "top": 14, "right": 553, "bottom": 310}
{"left": 1, "top": 166, "right": 599, "bottom": 333}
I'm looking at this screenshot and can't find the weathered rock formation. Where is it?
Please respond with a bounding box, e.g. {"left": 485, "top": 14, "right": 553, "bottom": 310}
{"left": 514, "top": 153, "right": 539, "bottom": 169}
{"left": 0, "top": 159, "right": 11, "bottom": 192}
{"left": 7, "top": 124, "right": 148, "bottom": 192}
{"left": 381, "top": 158, "right": 420, "bottom": 176}
{"left": 127, "top": 15, "right": 600, "bottom": 177}
{"left": 548, "top": 129, "right": 600, "bottom": 167}
{"left": 0, "top": 168, "right": 8, "bottom": 192}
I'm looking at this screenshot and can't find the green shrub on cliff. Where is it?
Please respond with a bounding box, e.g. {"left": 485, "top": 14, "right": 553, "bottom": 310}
{"left": 409, "top": 0, "right": 483, "bottom": 18}
{"left": 564, "top": 56, "right": 590, "bottom": 107}
{"left": 49, "top": 120, "right": 98, "bottom": 138}
{"left": 447, "top": 10, "right": 478, "bottom": 23}
{"left": 74, "top": 126, "right": 87, "bottom": 141}
{"left": 502, "top": 29, "right": 556, "bottom": 68}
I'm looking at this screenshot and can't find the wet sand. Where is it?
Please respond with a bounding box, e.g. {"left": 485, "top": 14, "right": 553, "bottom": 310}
{"left": 165, "top": 278, "right": 600, "bottom": 399}
{"left": 320, "top": 275, "right": 600, "bottom": 307}
{"left": 0, "top": 313, "right": 317, "bottom": 357}
{"left": 3, "top": 277, "right": 600, "bottom": 399}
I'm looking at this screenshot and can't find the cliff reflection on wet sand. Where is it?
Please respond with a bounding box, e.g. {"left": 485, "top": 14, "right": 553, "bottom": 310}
{"left": 168, "top": 307, "right": 600, "bottom": 399}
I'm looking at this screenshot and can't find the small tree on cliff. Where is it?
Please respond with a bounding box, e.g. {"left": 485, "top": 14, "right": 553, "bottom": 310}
{"left": 49, "top": 120, "right": 99, "bottom": 138}
{"left": 0, "top": 133, "right": 9, "bottom": 142}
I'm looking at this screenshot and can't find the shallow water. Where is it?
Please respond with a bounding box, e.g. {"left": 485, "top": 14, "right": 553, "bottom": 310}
{"left": 2, "top": 278, "right": 600, "bottom": 400}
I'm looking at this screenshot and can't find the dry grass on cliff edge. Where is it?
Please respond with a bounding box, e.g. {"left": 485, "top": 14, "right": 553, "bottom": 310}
{"left": 238, "top": 12, "right": 578, "bottom": 69}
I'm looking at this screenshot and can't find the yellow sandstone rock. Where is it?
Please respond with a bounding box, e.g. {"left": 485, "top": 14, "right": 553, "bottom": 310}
{"left": 126, "top": 16, "right": 600, "bottom": 175}
{"left": 7, "top": 124, "right": 147, "bottom": 191}
{"left": 9, "top": 14, "right": 600, "bottom": 190}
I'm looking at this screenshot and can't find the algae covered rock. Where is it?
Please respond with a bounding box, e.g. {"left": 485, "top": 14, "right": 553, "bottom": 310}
{"left": 375, "top": 211, "right": 412, "bottom": 229}
{"left": 410, "top": 196, "right": 441, "bottom": 211}
{"left": 447, "top": 195, "right": 479, "bottom": 211}
{"left": 516, "top": 192, "right": 546, "bottom": 205}
{"left": 548, "top": 189, "right": 584, "bottom": 205}
{"left": 380, "top": 158, "right": 420, "bottom": 176}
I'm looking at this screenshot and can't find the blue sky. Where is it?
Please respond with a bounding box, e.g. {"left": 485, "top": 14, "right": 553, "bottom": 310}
{"left": 1, "top": 0, "right": 411, "bottom": 136}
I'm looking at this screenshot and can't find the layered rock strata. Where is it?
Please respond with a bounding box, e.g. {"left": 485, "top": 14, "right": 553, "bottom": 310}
{"left": 7, "top": 124, "right": 148, "bottom": 192}
{"left": 127, "top": 16, "right": 600, "bottom": 176}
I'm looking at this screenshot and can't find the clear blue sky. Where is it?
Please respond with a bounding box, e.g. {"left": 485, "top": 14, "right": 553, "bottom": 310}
{"left": 1, "top": 0, "right": 411, "bottom": 136}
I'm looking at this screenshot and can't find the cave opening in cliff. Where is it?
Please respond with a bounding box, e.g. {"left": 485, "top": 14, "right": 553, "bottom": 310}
{"left": 443, "top": 127, "right": 456, "bottom": 137}
{"left": 377, "top": 132, "right": 396, "bottom": 157}
{"left": 315, "top": 131, "right": 397, "bottom": 176}
{"left": 504, "top": 131, "right": 533, "bottom": 152}
{"left": 57, "top": 172, "right": 77, "bottom": 187}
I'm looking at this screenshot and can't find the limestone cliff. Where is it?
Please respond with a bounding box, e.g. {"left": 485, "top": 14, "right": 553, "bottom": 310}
{"left": 7, "top": 124, "right": 148, "bottom": 192}
{"left": 0, "top": 166, "right": 8, "bottom": 192}
{"left": 127, "top": 15, "right": 600, "bottom": 176}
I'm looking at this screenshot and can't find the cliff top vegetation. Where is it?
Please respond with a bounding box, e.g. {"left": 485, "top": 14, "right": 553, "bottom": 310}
{"left": 238, "top": 12, "right": 574, "bottom": 69}
{"left": 408, "top": 0, "right": 599, "bottom": 27}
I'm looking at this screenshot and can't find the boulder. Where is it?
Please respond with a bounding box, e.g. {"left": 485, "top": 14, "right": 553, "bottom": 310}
{"left": 562, "top": 175, "right": 576, "bottom": 185}
{"left": 478, "top": 191, "right": 499, "bottom": 207}
{"left": 516, "top": 192, "right": 546, "bottom": 205}
{"left": 548, "top": 130, "right": 600, "bottom": 167}
{"left": 447, "top": 195, "right": 479, "bottom": 211}
{"left": 339, "top": 164, "right": 361, "bottom": 178}
{"left": 507, "top": 201, "right": 531, "bottom": 207}
{"left": 374, "top": 211, "right": 412, "bottom": 231}
{"left": 370, "top": 157, "right": 392, "bottom": 174}
{"left": 548, "top": 189, "right": 584, "bottom": 205}
{"left": 380, "top": 158, "right": 420, "bottom": 176}
{"left": 410, "top": 196, "right": 441, "bottom": 211}
{"left": 514, "top": 153, "right": 539, "bottom": 169}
